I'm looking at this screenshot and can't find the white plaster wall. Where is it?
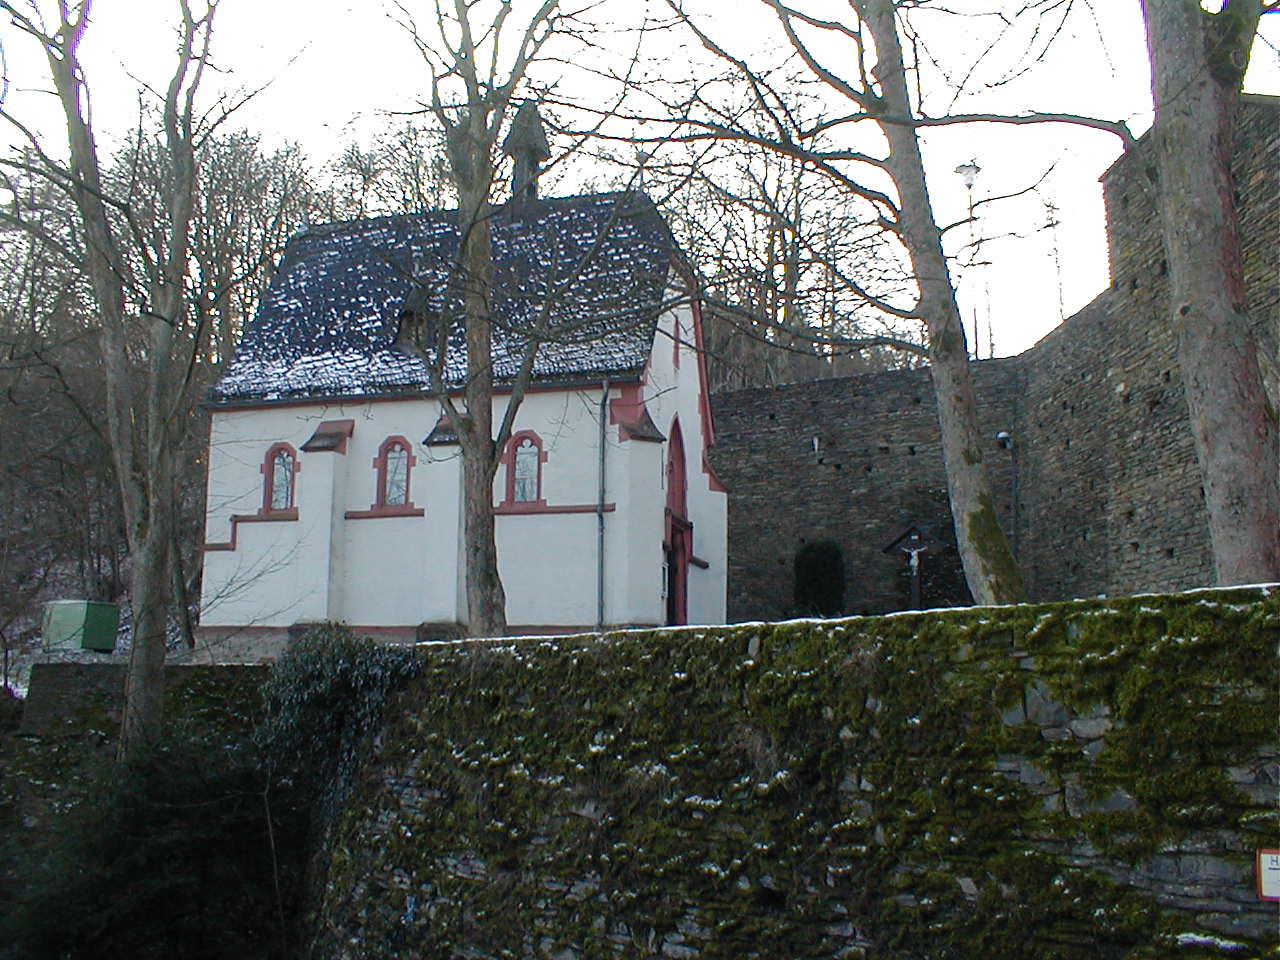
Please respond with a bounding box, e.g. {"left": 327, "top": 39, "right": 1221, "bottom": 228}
{"left": 498, "top": 512, "right": 599, "bottom": 626}
{"left": 641, "top": 299, "right": 729, "bottom": 625}
{"left": 201, "top": 405, "right": 345, "bottom": 628}
{"left": 608, "top": 437, "right": 665, "bottom": 626}
{"left": 293, "top": 447, "right": 337, "bottom": 623}
{"left": 337, "top": 398, "right": 458, "bottom": 627}
{"left": 324, "top": 435, "right": 350, "bottom": 622}
{"left": 200, "top": 389, "right": 624, "bottom": 631}
{"left": 493, "top": 386, "right": 613, "bottom": 628}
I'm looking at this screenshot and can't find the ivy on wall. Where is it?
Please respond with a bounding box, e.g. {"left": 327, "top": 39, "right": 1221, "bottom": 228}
{"left": 312, "top": 586, "right": 1279, "bottom": 959}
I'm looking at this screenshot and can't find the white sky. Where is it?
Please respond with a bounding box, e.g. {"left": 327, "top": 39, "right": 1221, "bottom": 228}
{"left": 1, "top": 0, "right": 1276, "bottom": 358}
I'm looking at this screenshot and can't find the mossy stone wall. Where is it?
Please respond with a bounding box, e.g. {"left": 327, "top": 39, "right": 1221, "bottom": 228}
{"left": 314, "top": 587, "right": 1279, "bottom": 958}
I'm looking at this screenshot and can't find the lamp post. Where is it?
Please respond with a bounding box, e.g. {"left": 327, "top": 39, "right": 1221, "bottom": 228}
{"left": 954, "top": 160, "right": 981, "bottom": 359}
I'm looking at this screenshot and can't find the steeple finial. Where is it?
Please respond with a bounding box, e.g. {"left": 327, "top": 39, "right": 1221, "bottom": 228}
{"left": 502, "top": 101, "right": 551, "bottom": 202}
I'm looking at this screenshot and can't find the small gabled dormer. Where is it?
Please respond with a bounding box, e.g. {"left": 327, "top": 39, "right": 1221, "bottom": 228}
{"left": 395, "top": 309, "right": 425, "bottom": 353}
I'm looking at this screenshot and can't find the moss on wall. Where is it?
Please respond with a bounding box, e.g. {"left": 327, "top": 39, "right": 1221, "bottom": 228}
{"left": 314, "top": 586, "right": 1279, "bottom": 958}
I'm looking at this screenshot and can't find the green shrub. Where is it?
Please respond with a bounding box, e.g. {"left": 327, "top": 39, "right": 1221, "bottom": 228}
{"left": 256, "top": 622, "right": 421, "bottom": 816}
{"left": 0, "top": 725, "right": 311, "bottom": 960}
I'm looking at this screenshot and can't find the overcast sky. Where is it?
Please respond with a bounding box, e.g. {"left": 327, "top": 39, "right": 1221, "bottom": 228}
{"left": 1, "top": 0, "right": 1276, "bottom": 357}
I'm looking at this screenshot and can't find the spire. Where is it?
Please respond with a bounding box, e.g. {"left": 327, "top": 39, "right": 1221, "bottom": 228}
{"left": 502, "top": 101, "right": 551, "bottom": 202}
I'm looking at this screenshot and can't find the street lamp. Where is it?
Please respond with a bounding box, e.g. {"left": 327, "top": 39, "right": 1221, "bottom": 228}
{"left": 954, "top": 160, "right": 981, "bottom": 189}
{"left": 954, "top": 160, "right": 982, "bottom": 358}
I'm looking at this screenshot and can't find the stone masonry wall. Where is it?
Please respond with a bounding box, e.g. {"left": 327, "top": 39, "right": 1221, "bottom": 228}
{"left": 312, "top": 587, "right": 1280, "bottom": 958}
{"left": 8, "top": 597, "right": 1276, "bottom": 957}
{"left": 712, "top": 362, "right": 1020, "bottom": 618}
{"left": 710, "top": 96, "right": 1277, "bottom": 620}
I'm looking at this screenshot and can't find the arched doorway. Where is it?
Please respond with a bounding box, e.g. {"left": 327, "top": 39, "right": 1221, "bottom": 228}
{"left": 665, "top": 419, "right": 691, "bottom": 625}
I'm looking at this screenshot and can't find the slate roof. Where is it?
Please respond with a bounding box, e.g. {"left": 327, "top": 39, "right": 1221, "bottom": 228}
{"left": 210, "top": 192, "right": 677, "bottom": 404}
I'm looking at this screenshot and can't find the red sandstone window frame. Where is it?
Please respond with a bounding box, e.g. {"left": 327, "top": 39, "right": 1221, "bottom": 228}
{"left": 346, "top": 435, "right": 425, "bottom": 520}
{"left": 259, "top": 443, "right": 300, "bottom": 518}
{"left": 499, "top": 430, "right": 548, "bottom": 510}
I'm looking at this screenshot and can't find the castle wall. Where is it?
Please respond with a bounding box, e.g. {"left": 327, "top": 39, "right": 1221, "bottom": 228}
{"left": 710, "top": 97, "right": 1276, "bottom": 620}
{"left": 711, "top": 362, "right": 1020, "bottom": 618}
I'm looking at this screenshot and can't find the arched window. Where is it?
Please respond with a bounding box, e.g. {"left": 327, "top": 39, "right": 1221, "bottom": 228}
{"left": 260, "top": 443, "right": 299, "bottom": 516}
{"left": 382, "top": 439, "right": 412, "bottom": 507}
{"left": 514, "top": 439, "right": 539, "bottom": 501}
{"left": 344, "top": 435, "right": 423, "bottom": 520}
{"left": 500, "top": 430, "right": 547, "bottom": 508}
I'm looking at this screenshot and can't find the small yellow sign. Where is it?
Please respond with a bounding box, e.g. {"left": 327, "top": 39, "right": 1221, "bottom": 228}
{"left": 1258, "top": 849, "right": 1280, "bottom": 902}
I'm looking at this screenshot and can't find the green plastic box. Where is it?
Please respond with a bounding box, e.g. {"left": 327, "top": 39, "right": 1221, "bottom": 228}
{"left": 41, "top": 600, "right": 120, "bottom": 653}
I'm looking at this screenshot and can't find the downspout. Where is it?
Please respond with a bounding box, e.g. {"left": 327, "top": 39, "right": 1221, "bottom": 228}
{"left": 597, "top": 378, "right": 610, "bottom": 631}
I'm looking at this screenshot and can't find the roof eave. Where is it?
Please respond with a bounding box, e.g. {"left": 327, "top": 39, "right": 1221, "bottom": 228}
{"left": 203, "top": 368, "right": 647, "bottom": 412}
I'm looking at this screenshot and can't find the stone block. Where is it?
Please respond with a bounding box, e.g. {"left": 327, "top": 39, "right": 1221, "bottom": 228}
{"left": 1069, "top": 714, "right": 1113, "bottom": 740}
{"left": 1025, "top": 680, "right": 1069, "bottom": 726}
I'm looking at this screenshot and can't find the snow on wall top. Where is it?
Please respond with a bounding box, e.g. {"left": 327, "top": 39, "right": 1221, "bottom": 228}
{"left": 210, "top": 192, "right": 676, "bottom": 404}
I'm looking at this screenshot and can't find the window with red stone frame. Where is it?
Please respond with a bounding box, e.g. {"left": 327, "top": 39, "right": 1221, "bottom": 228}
{"left": 500, "top": 430, "right": 548, "bottom": 509}
{"left": 260, "top": 442, "right": 299, "bottom": 517}
{"left": 344, "top": 435, "right": 424, "bottom": 519}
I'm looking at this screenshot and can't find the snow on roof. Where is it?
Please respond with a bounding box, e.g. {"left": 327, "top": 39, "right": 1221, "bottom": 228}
{"left": 210, "top": 192, "right": 676, "bottom": 404}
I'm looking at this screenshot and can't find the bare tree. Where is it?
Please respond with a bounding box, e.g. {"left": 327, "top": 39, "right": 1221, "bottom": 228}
{"left": 654, "top": 0, "right": 1025, "bottom": 603}
{"left": 0, "top": 0, "right": 228, "bottom": 757}
{"left": 855, "top": 0, "right": 1027, "bottom": 602}
{"left": 1139, "top": 0, "right": 1279, "bottom": 584}
{"left": 327, "top": 118, "right": 455, "bottom": 219}
{"left": 123, "top": 127, "right": 328, "bottom": 644}
{"left": 0, "top": 120, "right": 327, "bottom": 665}
{"left": 0, "top": 168, "right": 125, "bottom": 690}
{"left": 399, "top": 0, "right": 559, "bottom": 637}
{"left": 639, "top": 104, "right": 925, "bottom": 389}
{"left": 188, "top": 132, "right": 327, "bottom": 367}
{"left": 400, "top": 0, "right": 657, "bottom": 636}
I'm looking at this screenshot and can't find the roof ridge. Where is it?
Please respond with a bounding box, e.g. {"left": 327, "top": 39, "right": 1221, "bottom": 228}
{"left": 301, "top": 190, "right": 658, "bottom": 237}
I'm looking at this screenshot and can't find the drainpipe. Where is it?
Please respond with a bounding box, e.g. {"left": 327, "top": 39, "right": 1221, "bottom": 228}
{"left": 597, "top": 378, "right": 610, "bottom": 631}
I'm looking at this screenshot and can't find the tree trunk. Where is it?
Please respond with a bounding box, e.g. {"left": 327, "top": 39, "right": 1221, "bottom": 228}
{"left": 457, "top": 178, "right": 509, "bottom": 637}
{"left": 119, "top": 303, "right": 183, "bottom": 754}
{"left": 120, "top": 519, "right": 171, "bottom": 749}
{"left": 29, "top": 3, "right": 214, "bottom": 759}
{"left": 1141, "top": 0, "right": 1280, "bottom": 585}
{"left": 860, "top": 0, "right": 1025, "bottom": 604}
{"left": 44, "top": 18, "right": 167, "bottom": 756}
{"left": 462, "top": 437, "right": 507, "bottom": 637}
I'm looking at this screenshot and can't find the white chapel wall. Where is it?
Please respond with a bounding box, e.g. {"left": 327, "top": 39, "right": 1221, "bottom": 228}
{"left": 642, "top": 300, "right": 729, "bottom": 626}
